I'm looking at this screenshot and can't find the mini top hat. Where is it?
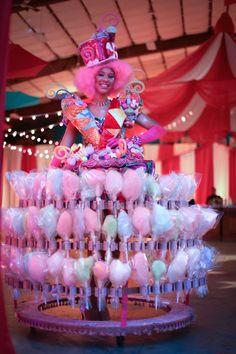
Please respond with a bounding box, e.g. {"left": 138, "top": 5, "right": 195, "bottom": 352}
{"left": 79, "top": 14, "right": 119, "bottom": 67}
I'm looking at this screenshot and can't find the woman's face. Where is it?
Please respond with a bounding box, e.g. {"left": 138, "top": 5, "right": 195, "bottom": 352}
{"left": 95, "top": 67, "right": 115, "bottom": 95}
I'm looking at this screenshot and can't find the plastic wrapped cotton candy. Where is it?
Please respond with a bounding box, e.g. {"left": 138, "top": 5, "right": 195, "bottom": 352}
{"left": 102, "top": 214, "right": 117, "bottom": 264}
{"left": 6, "top": 171, "right": 27, "bottom": 202}
{"left": 93, "top": 260, "right": 109, "bottom": 311}
{"left": 109, "top": 259, "right": 131, "bottom": 308}
{"left": 63, "top": 257, "right": 77, "bottom": 307}
{"left": 179, "top": 206, "right": 202, "bottom": 240}
{"left": 195, "top": 207, "right": 221, "bottom": 239}
{"left": 46, "top": 168, "right": 63, "bottom": 205}
{"left": 56, "top": 210, "right": 73, "bottom": 250}
{"left": 9, "top": 247, "right": 25, "bottom": 278}
{"left": 167, "top": 249, "right": 188, "bottom": 303}
{"left": 151, "top": 259, "right": 167, "bottom": 308}
{"left": 145, "top": 175, "right": 161, "bottom": 201}
{"left": 84, "top": 207, "right": 101, "bottom": 260}
{"left": 72, "top": 207, "right": 85, "bottom": 251}
{"left": 105, "top": 169, "right": 123, "bottom": 205}
{"left": 185, "top": 247, "right": 201, "bottom": 278}
{"left": 25, "top": 206, "right": 41, "bottom": 241}
{"left": 82, "top": 169, "right": 106, "bottom": 198}
{"left": 132, "top": 206, "right": 151, "bottom": 246}
{"left": 122, "top": 169, "right": 142, "bottom": 203}
{"left": 118, "top": 210, "right": 133, "bottom": 262}
{"left": 11, "top": 208, "right": 27, "bottom": 239}
{"left": 75, "top": 256, "right": 94, "bottom": 310}
{"left": 0, "top": 244, "right": 11, "bottom": 269}
{"left": 47, "top": 250, "right": 65, "bottom": 282}
{"left": 33, "top": 172, "right": 47, "bottom": 205}
{"left": 151, "top": 204, "right": 173, "bottom": 241}
{"left": 38, "top": 204, "right": 60, "bottom": 244}
{"left": 25, "top": 251, "right": 48, "bottom": 284}
{"left": 80, "top": 171, "right": 96, "bottom": 203}
{"left": 62, "top": 170, "right": 80, "bottom": 201}
{"left": 24, "top": 172, "right": 38, "bottom": 202}
{"left": 158, "top": 172, "right": 179, "bottom": 200}
{"left": 132, "top": 252, "right": 150, "bottom": 288}
{"left": 176, "top": 173, "right": 198, "bottom": 201}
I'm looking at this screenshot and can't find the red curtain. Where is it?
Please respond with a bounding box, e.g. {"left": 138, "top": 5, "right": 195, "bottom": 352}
{"left": 0, "top": 1, "right": 16, "bottom": 353}
{"left": 21, "top": 146, "right": 37, "bottom": 172}
{"left": 229, "top": 148, "right": 236, "bottom": 202}
{"left": 158, "top": 144, "right": 180, "bottom": 174}
{"left": 195, "top": 144, "right": 214, "bottom": 204}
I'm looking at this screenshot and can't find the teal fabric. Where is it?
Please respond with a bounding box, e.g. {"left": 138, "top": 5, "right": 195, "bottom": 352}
{"left": 6, "top": 92, "right": 40, "bottom": 110}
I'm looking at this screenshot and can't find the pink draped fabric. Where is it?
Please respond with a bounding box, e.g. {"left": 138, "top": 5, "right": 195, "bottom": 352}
{"left": 229, "top": 148, "right": 236, "bottom": 203}
{"left": 158, "top": 144, "right": 180, "bottom": 174}
{"left": 195, "top": 144, "right": 214, "bottom": 204}
{"left": 0, "top": 1, "right": 16, "bottom": 353}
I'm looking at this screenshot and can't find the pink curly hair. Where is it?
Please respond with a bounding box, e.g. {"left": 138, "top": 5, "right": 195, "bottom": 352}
{"left": 75, "top": 60, "right": 134, "bottom": 98}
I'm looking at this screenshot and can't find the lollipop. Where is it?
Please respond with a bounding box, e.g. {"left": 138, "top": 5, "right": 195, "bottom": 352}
{"left": 118, "top": 210, "right": 133, "bottom": 262}
{"left": 151, "top": 259, "right": 167, "bottom": 308}
{"left": 102, "top": 214, "right": 117, "bottom": 264}
{"left": 93, "top": 260, "right": 109, "bottom": 311}
{"left": 75, "top": 256, "right": 94, "bottom": 310}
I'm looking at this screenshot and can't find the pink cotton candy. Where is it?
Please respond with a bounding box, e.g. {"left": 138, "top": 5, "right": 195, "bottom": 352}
{"left": 57, "top": 210, "right": 73, "bottom": 240}
{"left": 47, "top": 250, "right": 65, "bottom": 279}
{"left": 132, "top": 206, "right": 151, "bottom": 237}
{"left": 93, "top": 260, "right": 109, "bottom": 287}
{"left": 82, "top": 169, "right": 106, "bottom": 197}
{"left": 25, "top": 206, "right": 41, "bottom": 240}
{"left": 62, "top": 258, "right": 77, "bottom": 286}
{"left": 84, "top": 207, "right": 101, "bottom": 234}
{"left": 38, "top": 205, "right": 60, "bottom": 241}
{"left": 105, "top": 170, "right": 123, "bottom": 201}
{"left": 122, "top": 169, "right": 142, "bottom": 201}
{"left": 159, "top": 173, "right": 178, "bottom": 199}
{"left": 46, "top": 168, "right": 63, "bottom": 200}
{"left": 1, "top": 245, "right": 10, "bottom": 269}
{"left": 62, "top": 170, "right": 80, "bottom": 200}
{"left": 33, "top": 172, "right": 47, "bottom": 200}
{"left": 180, "top": 206, "right": 202, "bottom": 238}
{"left": 109, "top": 259, "right": 131, "bottom": 288}
{"left": 9, "top": 247, "right": 25, "bottom": 277}
{"left": 72, "top": 207, "right": 85, "bottom": 241}
{"left": 26, "top": 252, "right": 48, "bottom": 283}
{"left": 167, "top": 250, "right": 188, "bottom": 283}
{"left": 132, "top": 252, "right": 149, "bottom": 286}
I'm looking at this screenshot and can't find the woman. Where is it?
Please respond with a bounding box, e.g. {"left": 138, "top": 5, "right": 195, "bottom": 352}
{"left": 51, "top": 38, "right": 165, "bottom": 167}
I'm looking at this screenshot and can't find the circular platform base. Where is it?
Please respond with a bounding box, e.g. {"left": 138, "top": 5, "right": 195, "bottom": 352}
{"left": 16, "top": 298, "right": 194, "bottom": 336}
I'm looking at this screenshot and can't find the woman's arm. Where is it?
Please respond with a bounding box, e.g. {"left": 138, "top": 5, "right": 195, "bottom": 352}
{"left": 133, "top": 113, "right": 166, "bottom": 144}
{"left": 50, "top": 122, "right": 78, "bottom": 167}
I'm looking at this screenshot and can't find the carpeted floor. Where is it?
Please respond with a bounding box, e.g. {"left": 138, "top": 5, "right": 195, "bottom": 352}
{"left": 3, "top": 241, "right": 236, "bottom": 354}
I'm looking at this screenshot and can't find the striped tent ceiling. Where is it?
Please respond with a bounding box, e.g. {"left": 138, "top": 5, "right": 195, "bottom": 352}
{"left": 8, "top": 0, "right": 236, "bottom": 99}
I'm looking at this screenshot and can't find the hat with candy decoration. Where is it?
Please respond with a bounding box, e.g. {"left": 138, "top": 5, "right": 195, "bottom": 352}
{"left": 79, "top": 14, "right": 119, "bottom": 67}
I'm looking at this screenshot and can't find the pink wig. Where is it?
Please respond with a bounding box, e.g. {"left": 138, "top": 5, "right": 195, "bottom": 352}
{"left": 75, "top": 60, "right": 134, "bottom": 98}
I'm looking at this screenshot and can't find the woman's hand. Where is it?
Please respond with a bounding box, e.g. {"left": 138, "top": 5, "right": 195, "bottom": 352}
{"left": 107, "top": 137, "right": 120, "bottom": 148}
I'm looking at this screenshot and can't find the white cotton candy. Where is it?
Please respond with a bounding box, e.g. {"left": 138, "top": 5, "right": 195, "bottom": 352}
{"left": 167, "top": 250, "right": 188, "bottom": 283}
{"left": 46, "top": 168, "right": 63, "bottom": 200}
{"left": 185, "top": 247, "right": 201, "bottom": 277}
{"left": 117, "top": 210, "right": 133, "bottom": 241}
{"left": 151, "top": 204, "right": 173, "bottom": 238}
{"left": 109, "top": 259, "right": 131, "bottom": 288}
{"left": 38, "top": 204, "right": 60, "bottom": 241}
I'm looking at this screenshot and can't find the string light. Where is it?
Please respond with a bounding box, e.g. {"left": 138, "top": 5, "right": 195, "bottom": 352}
{"left": 45, "top": 114, "right": 49, "bottom": 118}
{"left": 6, "top": 117, "right": 10, "bottom": 122}
{"left": 4, "top": 144, "right": 53, "bottom": 160}
{"left": 32, "top": 115, "right": 36, "bottom": 120}
{"left": 166, "top": 110, "right": 193, "bottom": 131}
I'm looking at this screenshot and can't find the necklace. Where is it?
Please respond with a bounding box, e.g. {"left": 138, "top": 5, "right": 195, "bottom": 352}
{"left": 90, "top": 98, "right": 110, "bottom": 107}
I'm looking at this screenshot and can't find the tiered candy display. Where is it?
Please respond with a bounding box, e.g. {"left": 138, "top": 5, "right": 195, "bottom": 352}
{"left": 1, "top": 167, "right": 220, "bottom": 336}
